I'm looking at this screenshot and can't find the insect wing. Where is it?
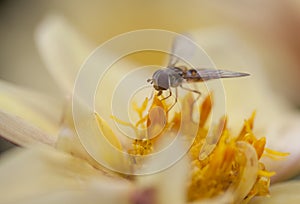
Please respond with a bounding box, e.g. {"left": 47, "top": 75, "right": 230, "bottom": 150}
{"left": 183, "top": 69, "right": 250, "bottom": 82}
{"left": 168, "top": 34, "right": 197, "bottom": 67}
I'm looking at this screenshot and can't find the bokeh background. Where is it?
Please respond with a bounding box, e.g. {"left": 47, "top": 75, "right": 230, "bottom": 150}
{"left": 1, "top": 0, "right": 300, "bottom": 152}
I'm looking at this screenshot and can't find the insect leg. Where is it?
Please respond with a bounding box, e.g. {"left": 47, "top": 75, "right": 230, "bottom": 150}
{"left": 167, "top": 87, "right": 178, "bottom": 112}
{"left": 157, "top": 90, "right": 163, "bottom": 96}
{"left": 148, "top": 89, "right": 154, "bottom": 101}
{"left": 180, "top": 84, "right": 202, "bottom": 102}
{"left": 160, "top": 89, "right": 172, "bottom": 101}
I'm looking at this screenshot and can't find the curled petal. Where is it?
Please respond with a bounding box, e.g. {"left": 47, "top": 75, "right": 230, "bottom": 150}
{"left": 232, "top": 141, "right": 259, "bottom": 203}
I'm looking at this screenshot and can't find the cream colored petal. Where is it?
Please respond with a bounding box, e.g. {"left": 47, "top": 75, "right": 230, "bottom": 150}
{"left": 250, "top": 181, "right": 300, "bottom": 204}
{"left": 154, "top": 158, "right": 189, "bottom": 204}
{"left": 35, "top": 15, "right": 148, "bottom": 172}
{"left": 0, "top": 146, "right": 132, "bottom": 204}
{"left": 192, "top": 28, "right": 300, "bottom": 181}
{"left": 35, "top": 14, "right": 144, "bottom": 135}
{"left": 260, "top": 115, "right": 300, "bottom": 183}
{"left": 56, "top": 122, "right": 125, "bottom": 174}
{"left": 136, "top": 142, "right": 189, "bottom": 204}
{"left": 56, "top": 126, "right": 103, "bottom": 170}
{"left": 0, "top": 110, "right": 55, "bottom": 146}
{"left": 0, "top": 80, "right": 62, "bottom": 136}
{"left": 35, "top": 15, "right": 94, "bottom": 94}
{"left": 59, "top": 88, "right": 134, "bottom": 174}
{"left": 15, "top": 186, "right": 131, "bottom": 204}
{"left": 35, "top": 15, "right": 137, "bottom": 171}
{"left": 190, "top": 193, "right": 234, "bottom": 204}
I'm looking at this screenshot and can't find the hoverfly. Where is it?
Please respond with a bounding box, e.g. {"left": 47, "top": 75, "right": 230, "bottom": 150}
{"left": 147, "top": 35, "right": 249, "bottom": 110}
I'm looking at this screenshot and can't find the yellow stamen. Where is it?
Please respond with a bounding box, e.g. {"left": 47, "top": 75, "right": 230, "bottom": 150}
{"left": 109, "top": 93, "right": 288, "bottom": 203}
{"left": 258, "top": 170, "right": 276, "bottom": 177}
{"left": 265, "top": 148, "right": 290, "bottom": 157}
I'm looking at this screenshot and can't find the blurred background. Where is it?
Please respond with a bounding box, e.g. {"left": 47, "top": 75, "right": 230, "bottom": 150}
{"left": 1, "top": 0, "right": 300, "bottom": 152}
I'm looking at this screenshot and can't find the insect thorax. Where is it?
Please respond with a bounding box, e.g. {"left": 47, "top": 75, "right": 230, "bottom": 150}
{"left": 168, "top": 67, "right": 184, "bottom": 88}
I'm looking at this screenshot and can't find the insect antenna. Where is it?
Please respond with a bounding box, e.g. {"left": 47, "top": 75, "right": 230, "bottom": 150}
{"left": 147, "top": 78, "right": 153, "bottom": 84}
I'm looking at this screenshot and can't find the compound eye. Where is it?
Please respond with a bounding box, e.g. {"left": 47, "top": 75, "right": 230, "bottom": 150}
{"left": 152, "top": 69, "right": 169, "bottom": 90}
{"left": 158, "top": 73, "right": 169, "bottom": 90}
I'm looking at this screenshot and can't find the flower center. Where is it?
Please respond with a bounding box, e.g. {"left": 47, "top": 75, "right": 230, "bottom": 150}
{"left": 113, "top": 93, "right": 288, "bottom": 203}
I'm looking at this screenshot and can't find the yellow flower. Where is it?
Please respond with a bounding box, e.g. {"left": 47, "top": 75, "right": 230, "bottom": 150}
{"left": 0, "top": 15, "right": 300, "bottom": 204}
{"left": 110, "top": 90, "right": 288, "bottom": 203}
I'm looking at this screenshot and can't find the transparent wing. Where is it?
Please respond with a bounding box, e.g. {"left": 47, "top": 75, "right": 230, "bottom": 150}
{"left": 183, "top": 68, "right": 250, "bottom": 82}
{"left": 168, "top": 34, "right": 197, "bottom": 67}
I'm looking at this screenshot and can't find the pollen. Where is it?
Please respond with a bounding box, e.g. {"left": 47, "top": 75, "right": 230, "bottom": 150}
{"left": 112, "top": 93, "right": 288, "bottom": 203}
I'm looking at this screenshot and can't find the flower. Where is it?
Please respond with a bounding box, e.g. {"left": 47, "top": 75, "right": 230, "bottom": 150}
{"left": 111, "top": 91, "right": 288, "bottom": 203}
{"left": 0, "top": 15, "right": 300, "bottom": 204}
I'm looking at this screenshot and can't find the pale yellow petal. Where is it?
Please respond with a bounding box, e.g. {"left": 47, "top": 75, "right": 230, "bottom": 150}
{"left": 260, "top": 115, "right": 300, "bottom": 183}
{"left": 0, "top": 80, "right": 62, "bottom": 135}
{"left": 35, "top": 15, "right": 130, "bottom": 171}
{"left": 35, "top": 15, "right": 94, "bottom": 94}
{"left": 250, "top": 181, "right": 300, "bottom": 204}
{"left": 190, "top": 193, "right": 234, "bottom": 204}
{"left": 56, "top": 126, "right": 103, "bottom": 170}
{"left": 35, "top": 14, "right": 144, "bottom": 134}
{"left": 136, "top": 142, "right": 189, "bottom": 204}
{"left": 56, "top": 123, "right": 124, "bottom": 174}
{"left": 65, "top": 96, "right": 129, "bottom": 173}
{"left": 0, "top": 146, "right": 132, "bottom": 204}
{"left": 15, "top": 186, "right": 131, "bottom": 204}
{"left": 0, "top": 110, "right": 55, "bottom": 147}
